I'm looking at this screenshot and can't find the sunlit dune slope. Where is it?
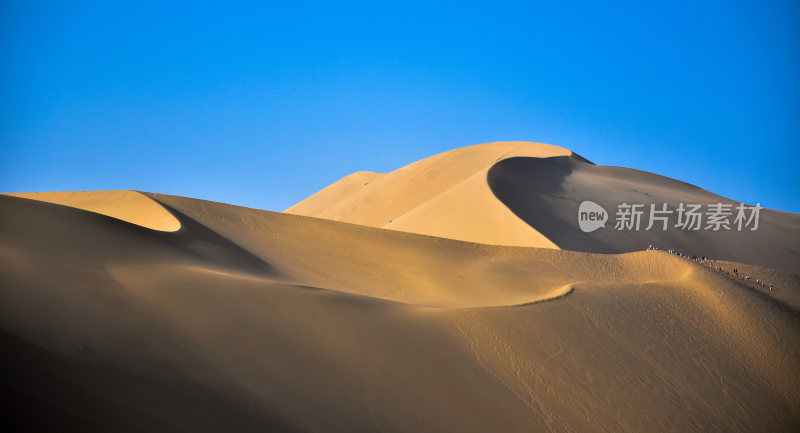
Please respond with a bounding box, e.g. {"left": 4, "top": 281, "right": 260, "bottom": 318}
{"left": 154, "top": 192, "right": 693, "bottom": 308}
{"left": 287, "top": 141, "right": 800, "bottom": 274}
{"left": 3, "top": 190, "right": 180, "bottom": 232}
{"left": 286, "top": 141, "right": 571, "bottom": 248}
{"left": 1, "top": 192, "right": 798, "bottom": 432}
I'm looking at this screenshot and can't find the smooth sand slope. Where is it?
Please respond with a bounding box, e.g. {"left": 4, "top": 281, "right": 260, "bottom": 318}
{"left": 287, "top": 141, "right": 800, "bottom": 274}
{"left": 1, "top": 191, "right": 798, "bottom": 432}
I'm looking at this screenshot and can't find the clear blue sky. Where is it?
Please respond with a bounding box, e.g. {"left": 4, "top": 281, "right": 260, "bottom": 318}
{"left": 2, "top": 1, "right": 798, "bottom": 212}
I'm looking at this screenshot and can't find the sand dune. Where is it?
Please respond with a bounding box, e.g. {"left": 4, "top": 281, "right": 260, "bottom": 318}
{"left": 1, "top": 190, "right": 798, "bottom": 432}
{"left": 286, "top": 141, "right": 570, "bottom": 248}
{"left": 4, "top": 190, "right": 181, "bottom": 232}
{"left": 288, "top": 141, "right": 800, "bottom": 274}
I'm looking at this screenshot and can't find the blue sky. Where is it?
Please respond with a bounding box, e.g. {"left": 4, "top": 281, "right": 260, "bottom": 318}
{"left": 2, "top": 1, "right": 798, "bottom": 212}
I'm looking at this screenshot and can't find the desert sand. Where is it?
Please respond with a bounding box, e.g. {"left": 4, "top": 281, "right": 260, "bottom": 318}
{"left": 1, "top": 142, "right": 799, "bottom": 432}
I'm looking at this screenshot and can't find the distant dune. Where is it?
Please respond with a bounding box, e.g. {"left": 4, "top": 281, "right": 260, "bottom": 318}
{"left": 288, "top": 141, "right": 800, "bottom": 273}
{"left": 286, "top": 141, "right": 571, "bottom": 248}
{"left": 1, "top": 142, "right": 799, "bottom": 432}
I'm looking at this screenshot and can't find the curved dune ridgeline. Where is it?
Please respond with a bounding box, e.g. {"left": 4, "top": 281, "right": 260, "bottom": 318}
{"left": 487, "top": 155, "right": 800, "bottom": 274}
{"left": 2, "top": 190, "right": 181, "bottom": 232}
{"left": 285, "top": 141, "right": 569, "bottom": 248}
{"left": 1, "top": 190, "right": 799, "bottom": 432}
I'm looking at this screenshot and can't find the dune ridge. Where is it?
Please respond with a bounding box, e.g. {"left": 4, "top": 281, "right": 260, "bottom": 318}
{"left": 286, "top": 141, "right": 573, "bottom": 248}
{"left": 487, "top": 155, "right": 800, "bottom": 273}
{"left": 2, "top": 190, "right": 180, "bottom": 232}
{"left": 150, "top": 192, "right": 712, "bottom": 308}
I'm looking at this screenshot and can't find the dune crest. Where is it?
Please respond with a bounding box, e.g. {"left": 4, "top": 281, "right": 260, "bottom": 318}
{"left": 286, "top": 141, "right": 573, "bottom": 248}
{"left": 487, "top": 155, "right": 800, "bottom": 273}
{"left": 2, "top": 190, "right": 181, "bottom": 232}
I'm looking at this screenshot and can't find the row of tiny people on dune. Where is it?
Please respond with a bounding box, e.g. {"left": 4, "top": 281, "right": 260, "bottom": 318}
{"left": 646, "top": 245, "right": 776, "bottom": 291}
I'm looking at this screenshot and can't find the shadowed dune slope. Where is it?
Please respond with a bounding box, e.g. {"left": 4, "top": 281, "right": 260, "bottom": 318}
{"left": 287, "top": 141, "right": 799, "bottom": 274}
{"left": 1, "top": 192, "right": 799, "bottom": 432}
{"left": 487, "top": 155, "right": 800, "bottom": 274}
